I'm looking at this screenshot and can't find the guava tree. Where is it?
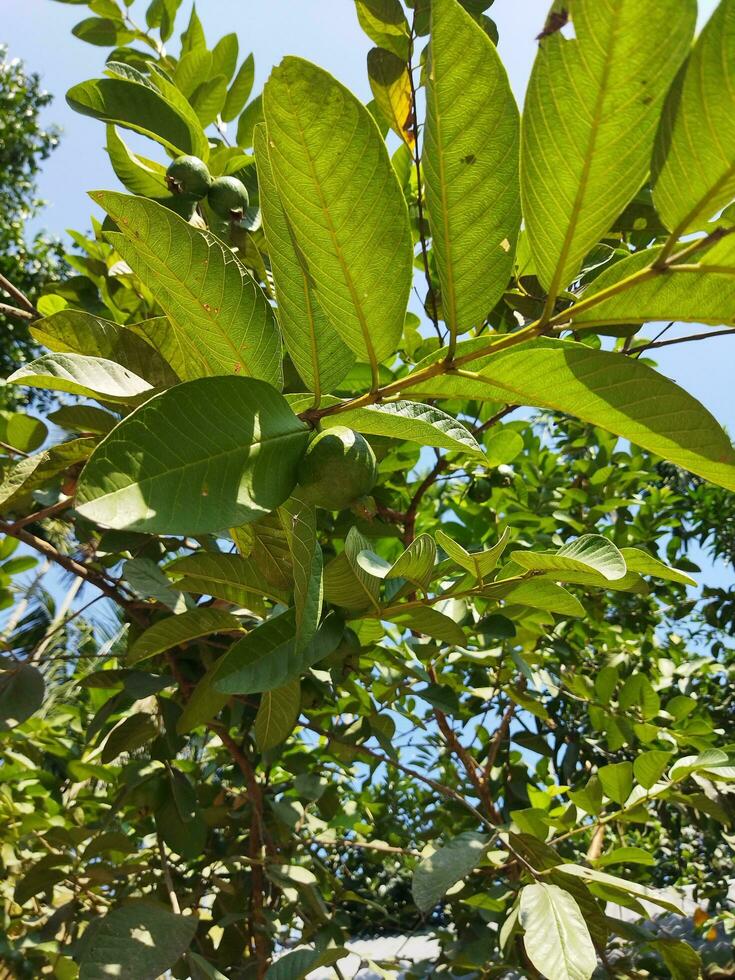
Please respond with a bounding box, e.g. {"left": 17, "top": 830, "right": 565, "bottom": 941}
{"left": 1, "top": 0, "right": 734, "bottom": 977}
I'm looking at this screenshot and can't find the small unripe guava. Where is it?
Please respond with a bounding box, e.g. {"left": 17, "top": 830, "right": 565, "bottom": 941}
{"left": 165, "top": 155, "right": 212, "bottom": 199}
{"left": 296, "top": 426, "right": 377, "bottom": 511}
{"left": 207, "top": 175, "right": 250, "bottom": 219}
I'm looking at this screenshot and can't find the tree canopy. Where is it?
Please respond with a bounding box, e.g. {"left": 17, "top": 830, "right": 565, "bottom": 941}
{"left": 0, "top": 1, "right": 734, "bottom": 978}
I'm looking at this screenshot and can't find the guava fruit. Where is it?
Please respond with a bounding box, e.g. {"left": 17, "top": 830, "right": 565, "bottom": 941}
{"left": 207, "top": 175, "right": 250, "bottom": 219}
{"left": 165, "top": 155, "right": 212, "bottom": 199}
{"left": 296, "top": 426, "right": 377, "bottom": 511}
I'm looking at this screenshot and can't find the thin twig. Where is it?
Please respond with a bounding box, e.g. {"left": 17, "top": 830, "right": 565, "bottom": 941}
{"left": 630, "top": 326, "right": 735, "bottom": 356}
{"left": 0, "top": 272, "right": 38, "bottom": 315}
{"left": 0, "top": 301, "right": 37, "bottom": 323}
{"left": 0, "top": 439, "right": 31, "bottom": 457}
{"left": 157, "top": 833, "right": 181, "bottom": 914}
{"left": 5, "top": 499, "right": 71, "bottom": 531}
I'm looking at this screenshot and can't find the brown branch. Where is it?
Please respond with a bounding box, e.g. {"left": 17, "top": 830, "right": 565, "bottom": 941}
{"left": 0, "top": 301, "right": 37, "bottom": 323}
{"left": 0, "top": 518, "right": 145, "bottom": 623}
{"left": 629, "top": 327, "right": 735, "bottom": 356}
{"left": 4, "top": 499, "right": 71, "bottom": 531}
{"left": 0, "top": 439, "right": 31, "bottom": 457}
{"left": 216, "top": 729, "right": 271, "bottom": 976}
{"left": 483, "top": 702, "right": 516, "bottom": 779}
{"left": 0, "top": 272, "right": 38, "bottom": 316}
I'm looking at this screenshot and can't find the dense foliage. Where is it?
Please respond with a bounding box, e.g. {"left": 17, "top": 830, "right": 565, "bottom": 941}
{"left": 0, "top": 46, "right": 65, "bottom": 394}
{"left": 1, "top": 0, "right": 734, "bottom": 977}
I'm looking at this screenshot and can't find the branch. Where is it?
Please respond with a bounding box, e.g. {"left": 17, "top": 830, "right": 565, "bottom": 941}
{"left": 0, "top": 518, "right": 145, "bottom": 623}
{"left": 0, "top": 272, "right": 38, "bottom": 316}
{"left": 629, "top": 327, "right": 735, "bottom": 355}
{"left": 0, "top": 301, "right": 37, "bottom": 323}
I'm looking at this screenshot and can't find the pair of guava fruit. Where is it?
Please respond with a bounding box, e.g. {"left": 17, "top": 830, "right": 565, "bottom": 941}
{"left": 297, "top": 426, "right": 377, "bottom": 511}
{"left": 166, "top": 155, "right": 249, "bottom": 220}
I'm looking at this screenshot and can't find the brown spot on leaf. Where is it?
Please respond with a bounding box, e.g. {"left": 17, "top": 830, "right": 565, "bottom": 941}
{"left": 537, "top": 8, "right": 568, "bottom": 40}
{"left": 234, "top": 363, "right": 242, "bottom": 374}
{"left": 462, "top": 153, "right": 477, "bottom": 165}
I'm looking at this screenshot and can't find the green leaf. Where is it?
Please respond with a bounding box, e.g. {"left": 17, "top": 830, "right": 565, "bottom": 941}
{"left": 0, "top": 411, "right": 47, "bottom": 455}
{"left": 512, "top": 534, "right": 626, "bottom": 582}
{"left": 556, "top": 864, "right": 684, "bottom": 915}
{"left": 519, "top": 882, "right": 597, "bottom": 980}
{"left": 424, "top": 0, "right": 520, "bottom": 337}
{"left": 633, "top": 750, "right": 673, "bottom": 791}
{"left": 412, "top": 832, "right": 487, "bottom": 912}
{"left": 126, "top": 316, "right": 197, "bottom": 383}
{"left": 572, "top": 238, "right": 735, "bottom": 329}
{"left": 67, "top": 74, "right": 208, "bottom": 158}
{"left": 595, "top": 846, "right": 655, "bottom": 868}
{"left": 174, "top": 48, "right": 213, "bottom": 99}
{"left": 76, "top": 900, "right": 197, "bottom": 980}
{"left": 653, "top": 0, "right": 735, "bottom": 235}
{"left": 31, "top": 309, "right": 179, "bottom": 388}
{"left": 211, "top": 33, "right": 239, "bottom": 82}
{"left": 212, "top": 610, "right": 343, "bottom": 695}
{"left": 223, "top": 53, "right": 255, "bottom": 121}
{"left": 49, "top": 404, "right": 117, "bottom": 436}
{"left": 72, "top": 16, "right": 135, "bottom": 46}
{"left": 436, "top": 527, "right": 510, "bottom": 579}
{"left": 649, "top": 938, "right": 703, "bottom": 980}
{"left": 76, "top": 377, "right": 310, "bottom": 535}
{"left": 367, "top": 47, "right": 414, "bottom": 145}
{"left": 389, "top": 606, "right": 466, "bottom": 645}
{"left": 124, "top": 557, "right": 187, "bottom": 612}
{"left": 155, "top": 768, "right": 206, "bottom": 859}
{"left": 92, "top": 192, "right": 283, "bottom": 387}
{"left": 264, "top": 947, "right": 348, "bottom": 980}
{"left": 598, "top": 761, "right": 633, "bottom": 804}
{"left": 236, "top": 94, "right": 263, "bottom": 149}
{"left": 263, "top": 57, "right": 412, "bottom": 373}
{"left": 669, "top": 749, "right": 735, "bottom": 783}
{"left": 0, "top": 665, "right": 44, "bottom": 728}
{"left": 619, "top": 674, "right": 660, "bottom": 721}
{"left": 520, "top": 0, "right": 695, "bottom": 295}
{"left": 254, "top": 125, "right": 354, "bottom": 396}
{"left": 326, "top": 401, "right": 484, "bottom": 458}
{"left": 167, "top": 552, "right": 290, "bottom": 606}
{"left": 128, "top": 608, "right": 242, "bottom": 664}
{"left": 281, "top": 498, "right": 323, "bottom": 650}
{"left": 7, "top": 353, "right": 152, "bottom": 403}
{"left": 106, "top": 125, "right": 169, "bottom": 197}
{"left": 101, "top": 713, "right": 158, "bottom": 763}
{"left": 324, "top": 528, "right": 382, "bottom": 612}
{"left": 490, "top": 577, "right": 585, "bottom": 618}
{"left": 619, "top": 548, "right": 696, "bottom": 587}
{"left": 190, "top": 75, "right": 228, "bottom": 128}
{"left": 254, "top": 680, "right": 301, "bottom": 750}
{"left": 354, "top": 0, "right": 410, "bottom": 59}
{"left": 410, "top": 338, "right": 735, "bottom": 491}
{"left": 386, "top": 534, "right": 437, "bottom": 590}
{"left": 0, "top": 439, "right": 93, "bottom": 511}
{"left": 176, "top": 663, "right": 229, "bottom": 734}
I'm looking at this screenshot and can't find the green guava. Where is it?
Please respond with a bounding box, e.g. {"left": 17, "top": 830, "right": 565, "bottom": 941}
{"left": 296, "top": 426, "right": 377, "bottom": 510}
{"left": 165, "top": 155, "right": 212, "bottom": 199}
{"left": 207, "top": 175, "right": 250, "bottom": 219}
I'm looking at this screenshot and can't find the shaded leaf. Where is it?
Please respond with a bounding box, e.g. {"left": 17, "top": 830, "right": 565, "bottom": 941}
{"left": 128, "top": 608, "right": 242, "bottom": 664}
{"left": 254, "top": 680, "right": 301, "bottom": 750}
{"left": 412, "top": 832, "right": 487, "bottom": 912}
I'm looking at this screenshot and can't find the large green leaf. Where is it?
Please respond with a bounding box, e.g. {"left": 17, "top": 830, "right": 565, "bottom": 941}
{"left": 30, "top": 309, "right": 179, "bottom": 388}
{"left": 281, "top": 498, "right": 323, "bottom": 650}
{"left": 556, "top": 864, "right": 684, "bottom": 914}
{"left": 323, "top": 528, "right": 382, "bottom": 612}
{"left": 572, "top": 238, "right": 735, "bottom": 329}
{"left": 367, "top": 47, "right": 414, "bottom": 146}
{"left": 263, "top": 57, "right": 412, "bottom": 372}
{"left": 519, "top": 882, "right": 597, "bottom": 980}
{"left": 128, "top": 608, "right": 242, "bottom": 664}
{"left": 0, "top": 411, "right": 47, "bottom": 455}
{"left": 76, "top": 900, "right": 197, "bottom": 980}
{"left": 67, "top": 74, "right": 208, "bottom": 158}
{"left": 76, "top": 377, "right": 310, "bottom": 534}
{"left": 212, "top": 610, "right": 343, "bottom": 695}
{"left": 511, "top": 534, "right": 626, "bottom": 582}
{"left": 412, "top": 832, "right": 488, "bottom": 912}
{"left": 386, "top": 534, "right": 437, "bottom": 591}
{"left": 326, "top": 400, "right": 484, "bottom": 458}
{"left": 598, "top": 761, "right": 633, "bottom": 804}
{"left": 92, "top": 192, "right": 283, "bottom": 387}
{"left": 106, "top": 125, "right": 169, "bottom": 198}
{"left": 354, "top": 0, "right": 410, "bottom": 59}
{"left": 520, "top": 0, "right": 695, "bottom": 296}
{"left": 388, "top": 606, "right": 466, "bottom": 645}
{"left": 436, "top": 527, "right": 511, "bottom": 580}
{"left": 167, "top": 552, "right": 290, "bottom": 606}
{"left": 127, "top": 316, "right": 195, "bottom": 383}
{"left": 424, "top": 0, "right": 520, "bottom": 337}
{"left": 254, "top": 680, "right": 301, "bottom": 750}
{"left": 8, "top": 353, "right": 152, "bottom": 403}
{"left": 653, "top": 0, "right": 735, "bottom": 235}
{"left": 254, "top": 124, "right": 354, "bottom": 397}
{"left": 409, "top": 338, "right": 735, "bottom": 491}
{"left": 0, "top": 665, "right": 44, "bottom": 728}
{"left": 176, "top": 663, "right": 230, "bottom": 734}
{"left": 0, "top": 440, "right": 93, "bottom": 511}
